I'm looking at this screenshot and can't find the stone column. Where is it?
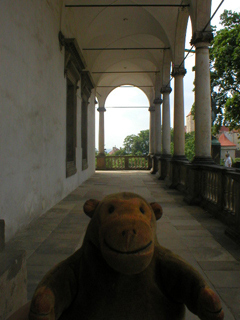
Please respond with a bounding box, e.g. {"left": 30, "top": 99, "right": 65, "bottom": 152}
{"left": 157, "top": 86, "right": 172, "bottom": 180}
{"left": 96, "top": 106, "right": 106, "bottom": 169}
{"left": 191, "top": 31, "right": 214, "bottom": 164}
{"left": 172, "top": 66, "right": 187, "bottom": 159}
{"left": 154, "top": 98, "right": 163, "bottom": 155}
{"left": 98, "top": 106, "right": 106, "bottom": 155}
{"left": 148, "top": 106, "right": 155, "bottom": 155}
{"left": 151, "top": 98, "right": 163, "bottom": 174}
{"left": 161, "top": 86, "right": 172, "bottom": 156}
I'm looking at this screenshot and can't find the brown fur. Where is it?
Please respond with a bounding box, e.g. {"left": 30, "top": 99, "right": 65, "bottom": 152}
{"left": 29, "top": 192, "right": 224, "bottom": 320}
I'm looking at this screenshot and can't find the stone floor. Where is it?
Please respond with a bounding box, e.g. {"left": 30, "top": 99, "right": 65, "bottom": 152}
{"left": 7, "top": 171, "right": 240, "bottom": 319}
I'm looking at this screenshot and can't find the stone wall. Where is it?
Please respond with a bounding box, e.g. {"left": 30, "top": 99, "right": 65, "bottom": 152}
{"left": 0, "top": 221, "right": 27, "bottom": 319}
{"left": 0, "top": 1, "right": 95, "bottom": 241}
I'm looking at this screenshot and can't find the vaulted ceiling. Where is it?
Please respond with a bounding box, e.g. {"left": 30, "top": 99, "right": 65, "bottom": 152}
{"left": 62, "top": 0, "right": 211, "bottom": 103}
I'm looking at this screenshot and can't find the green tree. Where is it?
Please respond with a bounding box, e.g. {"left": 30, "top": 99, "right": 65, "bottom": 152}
{"left": 123, "top": 134, "right": 137, "bottom": 154}
{"left": 170, "top": 129, "right": 195, "bottom": 161}
{"left": 191, "top": 102, "right": 195, "bottom": 120}
{"left": 114, "top": 148, "right": 127, "bottom": 156}
{"left": 185, "top": 132, "right": 195, "bottom": 161}
{"left": 132, "top": 130, "right": 149, "bottom": 155}
{"left": 210, "top": 10, "right": 240, "bottom": 131}
{"left": 122, "top": 130, "right": 149, "bottom": 155}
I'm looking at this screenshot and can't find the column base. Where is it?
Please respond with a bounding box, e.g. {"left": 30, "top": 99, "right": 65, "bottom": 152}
{"left": 150, "top": 154, "right": 159, "bottom": 174}
{"left": 157, "top": 154, "right": 172, "bottom": 180}
{"left": 172, "top": 155, "right": 188, "bottom": 162}
{"left": 97, "top": 153, "right": 105, "bottom": 157}
{"left": 166, "top": 156, "right": 189, "bottom": 190}
{"left": 191, "top": 156, "right": 215, "bottom": 165}
{"left": 96, "top": 154, "right": 106, "bottom": 170}
{"left": 160, "top": 153, "right": 172, "bottom": 160}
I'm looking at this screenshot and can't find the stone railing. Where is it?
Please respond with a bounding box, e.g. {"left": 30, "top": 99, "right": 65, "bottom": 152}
{"left": 97, "top": 156, "right": 151, "bottom": 170}
{"left": 200, "top": 167, "right": 240, "bottom": 225}
{"left": 161, "top": 158, "right": 240, "bottom": 241}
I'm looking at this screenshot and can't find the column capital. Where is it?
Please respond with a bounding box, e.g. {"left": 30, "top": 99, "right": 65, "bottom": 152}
{"left": 153, "top": 97, "right": 163, "bottom": 105}
{"left": 161, "top": 86, "right": 172, "bottom": 94}
{"left": 191, "top": 31, "right": 213, "bottom": 46}
{"left": 148, "top": 106, "right": 155, "bottom": 112}
{"left": 97, "top": 107, "right": 106, "bottom": 112}
{"left": 171, "top": 66, "right": 187, "bottom": 78}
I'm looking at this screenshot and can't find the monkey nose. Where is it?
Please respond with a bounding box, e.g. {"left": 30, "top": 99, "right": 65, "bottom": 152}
{"left": 121, "top": 229, "right": 137, "bottom": 250}
{"left": 122, "top": 229, "right": 137, "bottom": 236}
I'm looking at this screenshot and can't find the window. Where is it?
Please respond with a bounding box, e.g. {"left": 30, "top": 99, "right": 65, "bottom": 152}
{"left": 81, "top": 72, "right": 94, "bottom": 171}
{"left": 63, "top": 38, "right": 85, "bottom": 177}
{"left": 66, "top": 76, "right": 77, "bottom": 177}
{"left": 61, "top": 35, "right": 94, "bottom": 175}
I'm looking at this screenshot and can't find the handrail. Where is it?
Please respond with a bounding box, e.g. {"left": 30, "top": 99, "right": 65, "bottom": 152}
{"left": 96, "top": 155, "right": 151, "bottom": 170}
{"left": 162, "top": 158, "right": 240, "bottom": 240}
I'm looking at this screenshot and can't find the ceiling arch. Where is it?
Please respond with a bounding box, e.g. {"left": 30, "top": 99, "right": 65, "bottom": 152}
{"left": 62, "top": 0, "right": 212, "bottom": 96}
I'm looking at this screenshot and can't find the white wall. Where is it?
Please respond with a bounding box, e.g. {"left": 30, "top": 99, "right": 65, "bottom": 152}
{"left": 0, "top": 1, "right": 95, "bottom": 241}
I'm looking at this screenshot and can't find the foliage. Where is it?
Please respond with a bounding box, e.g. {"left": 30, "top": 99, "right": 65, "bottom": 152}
{"left": 185, "top": 132, "right": 195, "bottom": 161}
{"left": 123, "top": 134, "right": 138, "bottom": 154}
{"left": 122, "top": 130, "right": 149, "bottom": 155}
{"left": 170, "top": 129, "right": 195, "bottom": 161}
{"left": 105, "top": 128, "right": 195, "bottom": 161}
{"left": 210, "top": 10, "right": 240, "bottom": 131}
{"left": 191, "top": 102, "right": 195, "bottom": 120}
{"left": 114, "top": 148, "right": 127, "bottom": 156}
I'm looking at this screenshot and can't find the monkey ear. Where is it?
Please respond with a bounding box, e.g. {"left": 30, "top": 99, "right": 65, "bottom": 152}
{"left": 83, "top": 199, "right": 100, "bottom": 218}
{"left": 150, "top": 202, "right": 163, "bottom": 220}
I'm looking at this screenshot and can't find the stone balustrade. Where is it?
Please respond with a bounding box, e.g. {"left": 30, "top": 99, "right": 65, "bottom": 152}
{"left": 96, "top": 155, "right": 240, "bottom": 241}
{"left": 159, "top": 158, "right": 240, "bottom": 242}
{"left": 97, "top": 155, "right": 151, "bottom": 170}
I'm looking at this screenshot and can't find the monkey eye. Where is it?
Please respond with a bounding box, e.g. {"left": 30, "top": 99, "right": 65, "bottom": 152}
{"left": 139, "top": 207, "right": 145, "bottom": 214}
{"left": 108, "top": 205, "right": 115, "bottom": 214}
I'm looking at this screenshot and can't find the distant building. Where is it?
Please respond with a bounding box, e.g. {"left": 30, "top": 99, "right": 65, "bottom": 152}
{"left": 186, "top": 111, "right": 195, "bottom": 133}
{"left": 218, "top": 133, "right": 236, "bottom": 162}
{"left": 217, "top": 126, "right": 240, "bottom": 151}
{"left": 108, "top": 146, "right": 120, "bottom": 155}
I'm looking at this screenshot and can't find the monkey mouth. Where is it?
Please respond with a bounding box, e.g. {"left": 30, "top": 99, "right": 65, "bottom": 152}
{"left": 104, "top": 240, "right": 153, "bottom": 255}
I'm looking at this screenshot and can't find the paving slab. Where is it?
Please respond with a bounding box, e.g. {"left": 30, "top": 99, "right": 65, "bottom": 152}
{"left": 6, "top": 171, "right": 240, "bottom": 319}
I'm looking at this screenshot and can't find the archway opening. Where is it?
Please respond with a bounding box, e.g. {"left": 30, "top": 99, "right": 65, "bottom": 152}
{"left": 95, "top": 85, "right": 150, "bottom": 154}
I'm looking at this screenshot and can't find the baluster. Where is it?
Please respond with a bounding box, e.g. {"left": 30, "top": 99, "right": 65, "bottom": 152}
{"left": 225, "top": 176, "right": 230, "bottom": 210}
{"left": 125, "top": 157, "right": 128, "bottom": 169}
{"left": 213, "top": 173, "right": 216, "bottom": 203}
{"left": 230, "top": 178, "right": 234, "bottom": 213}
{"left": 210, "top": 172, "right": 213, "bottom": 201}
{"left": 207, "top": 172, "right": 210, "bottom": 200}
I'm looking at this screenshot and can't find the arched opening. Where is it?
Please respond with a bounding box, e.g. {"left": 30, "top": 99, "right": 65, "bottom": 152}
{"left": 95, "top": 85, "right": 150, "bottom": 154}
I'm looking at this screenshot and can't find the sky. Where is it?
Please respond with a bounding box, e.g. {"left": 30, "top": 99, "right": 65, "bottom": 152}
{"left": 95, "top": 0, "right": 240, "bottom": 151}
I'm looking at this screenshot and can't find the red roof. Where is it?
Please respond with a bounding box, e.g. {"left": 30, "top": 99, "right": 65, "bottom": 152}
{"left": 220, "top": 126, "right": 229, "bottom": 132}
{"left": 218, "top": 133, "right": 236, "bottom": 147}
{"left": 220, "top": 126, "right": 239, "bottom": 133}
{"left": 186, "top": 111, "right": 192, "bottom": 117}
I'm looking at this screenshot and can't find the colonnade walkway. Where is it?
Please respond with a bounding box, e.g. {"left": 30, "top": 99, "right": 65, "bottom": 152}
{"left": 8, "top": 171, "right": 240, "bottom": 319}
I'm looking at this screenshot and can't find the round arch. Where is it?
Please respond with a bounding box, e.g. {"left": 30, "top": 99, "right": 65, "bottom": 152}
{"left": 95, "top": 85, "right": 150, "bottom": 153}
